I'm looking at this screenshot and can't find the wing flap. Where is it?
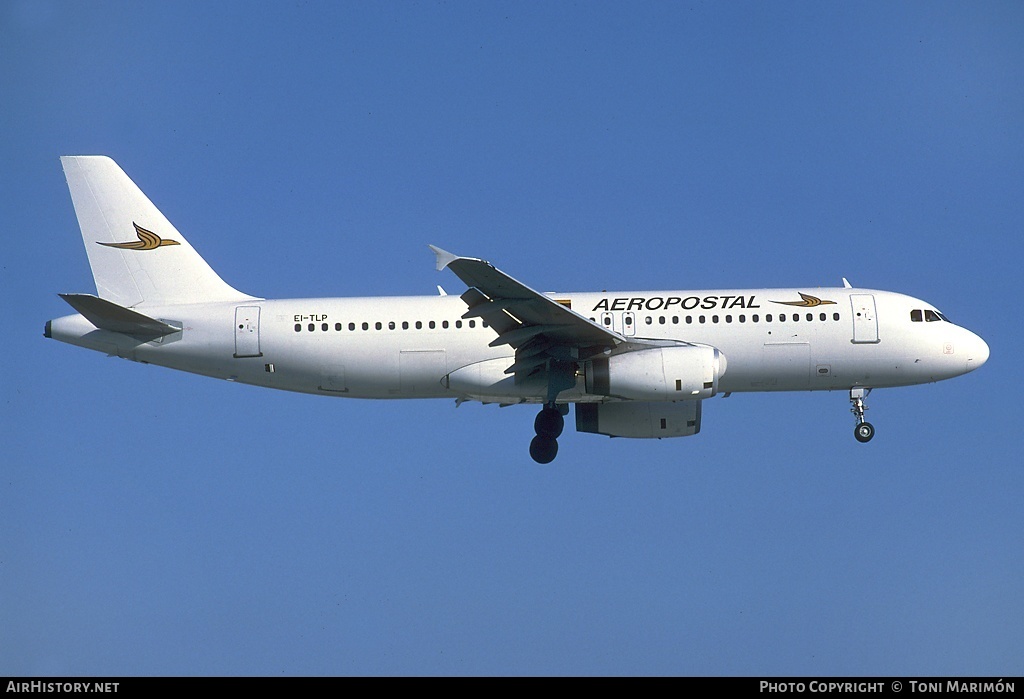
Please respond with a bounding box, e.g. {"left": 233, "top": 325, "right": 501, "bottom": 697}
{"left": 459, "top": 288, "right": 520, "bottom": 336}
{"left": 487, "top": 323, "right": 566, "bottom": 348}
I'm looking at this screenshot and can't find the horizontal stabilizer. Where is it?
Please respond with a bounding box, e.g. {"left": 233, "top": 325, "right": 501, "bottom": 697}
{"left": 59, "top": 293, "right": 180, "bottom": 338}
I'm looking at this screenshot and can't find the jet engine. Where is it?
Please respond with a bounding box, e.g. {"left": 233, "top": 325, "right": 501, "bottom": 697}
{"left": 575, "top": 400, "right": 702, "bottom": 438}
{"left": 584, "top": 345, "right": 726, "bottom": 401}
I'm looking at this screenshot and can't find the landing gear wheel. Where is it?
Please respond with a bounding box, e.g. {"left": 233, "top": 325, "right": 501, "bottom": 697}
{"left": 534, "top": 407, "right": 564, "bottom": 438}
{"left": 849, "top": 388, "right": 874, "bottom": 444}
{"left": 530, "top": 435, "right": 558, "bottom": 464}
{"left": 854, "top": 422, "right": 875, "bottom": 443}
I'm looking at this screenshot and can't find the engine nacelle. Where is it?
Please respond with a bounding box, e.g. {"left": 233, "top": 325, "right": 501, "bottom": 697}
{"left": 584, "top": 345, "right": 726, "bottom": 401}
{"left": 576, "top": 401, "right": 702, "bottom": 439}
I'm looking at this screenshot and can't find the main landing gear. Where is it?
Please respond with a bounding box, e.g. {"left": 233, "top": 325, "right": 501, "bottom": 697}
{"left": 850, "top": 387, "right": 875, "bottom": 443}
{"left": 530, "top": 403, "right": 566, "bottom": 464}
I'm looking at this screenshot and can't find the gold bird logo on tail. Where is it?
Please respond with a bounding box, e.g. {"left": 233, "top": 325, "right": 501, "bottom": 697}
{"left": 98, "top": 222, "right": 180, "bottom": 250}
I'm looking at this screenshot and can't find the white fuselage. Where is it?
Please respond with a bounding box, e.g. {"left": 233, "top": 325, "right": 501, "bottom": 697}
{"left": 49, "top": 156, "right": 992, "bottom": 457}
{"left": 47, "top": 287, "right": 989, "bottom": 403}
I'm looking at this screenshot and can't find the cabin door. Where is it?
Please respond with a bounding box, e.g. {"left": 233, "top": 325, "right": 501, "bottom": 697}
{"left": 234, "top": 306, "right": 262, "bottom": 358}
{"left": 850, "top": 294, "right": 879, "bottom": 344}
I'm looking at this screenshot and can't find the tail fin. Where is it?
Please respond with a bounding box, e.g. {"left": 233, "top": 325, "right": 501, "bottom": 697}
{"left": 60, "top": 156, "right": 257, "bottom": 307}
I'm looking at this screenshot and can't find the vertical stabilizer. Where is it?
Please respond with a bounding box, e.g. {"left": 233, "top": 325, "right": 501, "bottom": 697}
{"left": 60, "top": 156, "right": 256, "bottom": 307}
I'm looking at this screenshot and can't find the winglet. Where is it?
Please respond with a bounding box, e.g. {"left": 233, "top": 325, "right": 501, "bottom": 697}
{"left": 429, "top": 245, "right": 459, "bottom": 271}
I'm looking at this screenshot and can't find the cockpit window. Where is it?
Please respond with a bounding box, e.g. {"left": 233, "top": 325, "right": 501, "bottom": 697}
{"left": 912, "top": 308, "right": 948, "bottom": 323}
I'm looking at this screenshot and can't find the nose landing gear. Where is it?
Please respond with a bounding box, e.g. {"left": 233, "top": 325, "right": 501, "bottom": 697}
{"left": 530, "top": 404, "right": 566, "bottom": 463}
{"left": 850, "top": 387, "right": 875, "bottom": 443}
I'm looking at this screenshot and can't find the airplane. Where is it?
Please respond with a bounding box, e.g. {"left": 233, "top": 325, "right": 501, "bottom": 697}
{"left": 46, "top": 156, "right": 990, "bottom": 463}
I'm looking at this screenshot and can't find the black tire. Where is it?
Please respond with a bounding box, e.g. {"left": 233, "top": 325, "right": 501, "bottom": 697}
{"left": 529, "top": 435, "right": 558, "bottom": 464}
{"left": 534, "top": 408, "right": 564, "bottom": 438}
{"left": 854, "top": 422, "right": 875, "bottom": 443}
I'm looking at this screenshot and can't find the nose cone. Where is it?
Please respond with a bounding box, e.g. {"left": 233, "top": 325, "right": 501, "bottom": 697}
{"left": 965, "top": 332, "right": 989, "bottom": 373}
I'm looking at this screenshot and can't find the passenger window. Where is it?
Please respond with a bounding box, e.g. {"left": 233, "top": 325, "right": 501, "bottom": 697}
{"left": 686, "top": 316, "right": 693, "bottom": 324}
{"left": 645, "top": 316, "right": 652, "bottom": 325}
{"left": 739, "top": 315, "right": 745, "bottom": 323}
{"left": 322, "top": 323, "right": 328, "bottom": 331}
{"left": 294, "top": 324, "right": 301, "bottom": 332}
{"left": 415, "top": 321, "right": 422, "bottom": 330}
{"left": 778, "top": 314, "right": 785, "bottom": 322}
{"left": 349, "top": 322, "right": 356, "bottom": 331}
{"left": 699, "top": 315, "right": 706, "bottom": 324}
{"left": 752, "top": 314, "right": 759, "bottom": 322}
{"left": 402, "top": 321, "right": 409, "bottom": 330}
{"left": 375, "top": 322, "right": 382, "bottom": 330}
{"left": 335, "top": 322, "right": 342, "bottom": 331}
{"left": 672, "top": 316, "right": 679, "bottom": 324}
{"left": 429, "top": 321, "right": 436, "bottom": 329}
{"left": 792, "top": 314, "right": 799, "bottom": 322}
{"left": 819, "top": 313, "right": 826, "bottom": 322}
{"left": 442, "top": 320, "right": 449, "bottom": 329}
{"left": 388, "top": 321, "right": 396, "bottom": 330}
{"left": 766, "top": 314, "right": 773, "bottom": 322}
{"left": 469, "top": 320, "right": 476, "bottom": 328}
{"left": 806, "top": 313, "right": 813, "bottom": 322}
{"left": 725, "top": 315, "right": 732, "bottom": 323}
{"left": 832, "top": 312, "right": 840, "bottom": 321}
{"left": 456, "top": 320, "right": 462, "bottom": 328}
{"left": 361, "top": 322, "right": 368, "bottom": 330}
{"left": 712, "top": 315, "right": 719, "bottom": 323}
{"left": 308, "top": 323, "right": 315, "bottom": 332}
{"left": 658, "top": 316, "right": 665, "bottom": 325}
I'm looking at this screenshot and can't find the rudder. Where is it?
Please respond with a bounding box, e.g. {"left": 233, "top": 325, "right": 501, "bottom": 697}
{"left": 61, "top": 156, "right": 256, "bottom": 307}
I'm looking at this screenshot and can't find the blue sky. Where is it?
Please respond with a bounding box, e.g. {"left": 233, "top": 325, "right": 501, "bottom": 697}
{"left": 3, "top": 1, "right": 1022, "bottom": 676}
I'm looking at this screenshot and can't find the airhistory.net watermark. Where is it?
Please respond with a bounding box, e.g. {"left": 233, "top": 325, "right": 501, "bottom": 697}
{"left": 6, "top": 683, "right": 118, "bottom": 693}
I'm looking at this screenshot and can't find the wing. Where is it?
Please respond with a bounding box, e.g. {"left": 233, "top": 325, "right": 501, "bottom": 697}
{"left": 430, "top": 246, "right": 626, "bottom": 379}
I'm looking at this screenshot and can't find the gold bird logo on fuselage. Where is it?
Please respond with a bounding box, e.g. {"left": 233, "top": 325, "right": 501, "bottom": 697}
{"left": 97, "top": 223, "right": 180, "bottom": 250}
{"left": 770, "top": 292, "right": 837, "bottom": 307}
